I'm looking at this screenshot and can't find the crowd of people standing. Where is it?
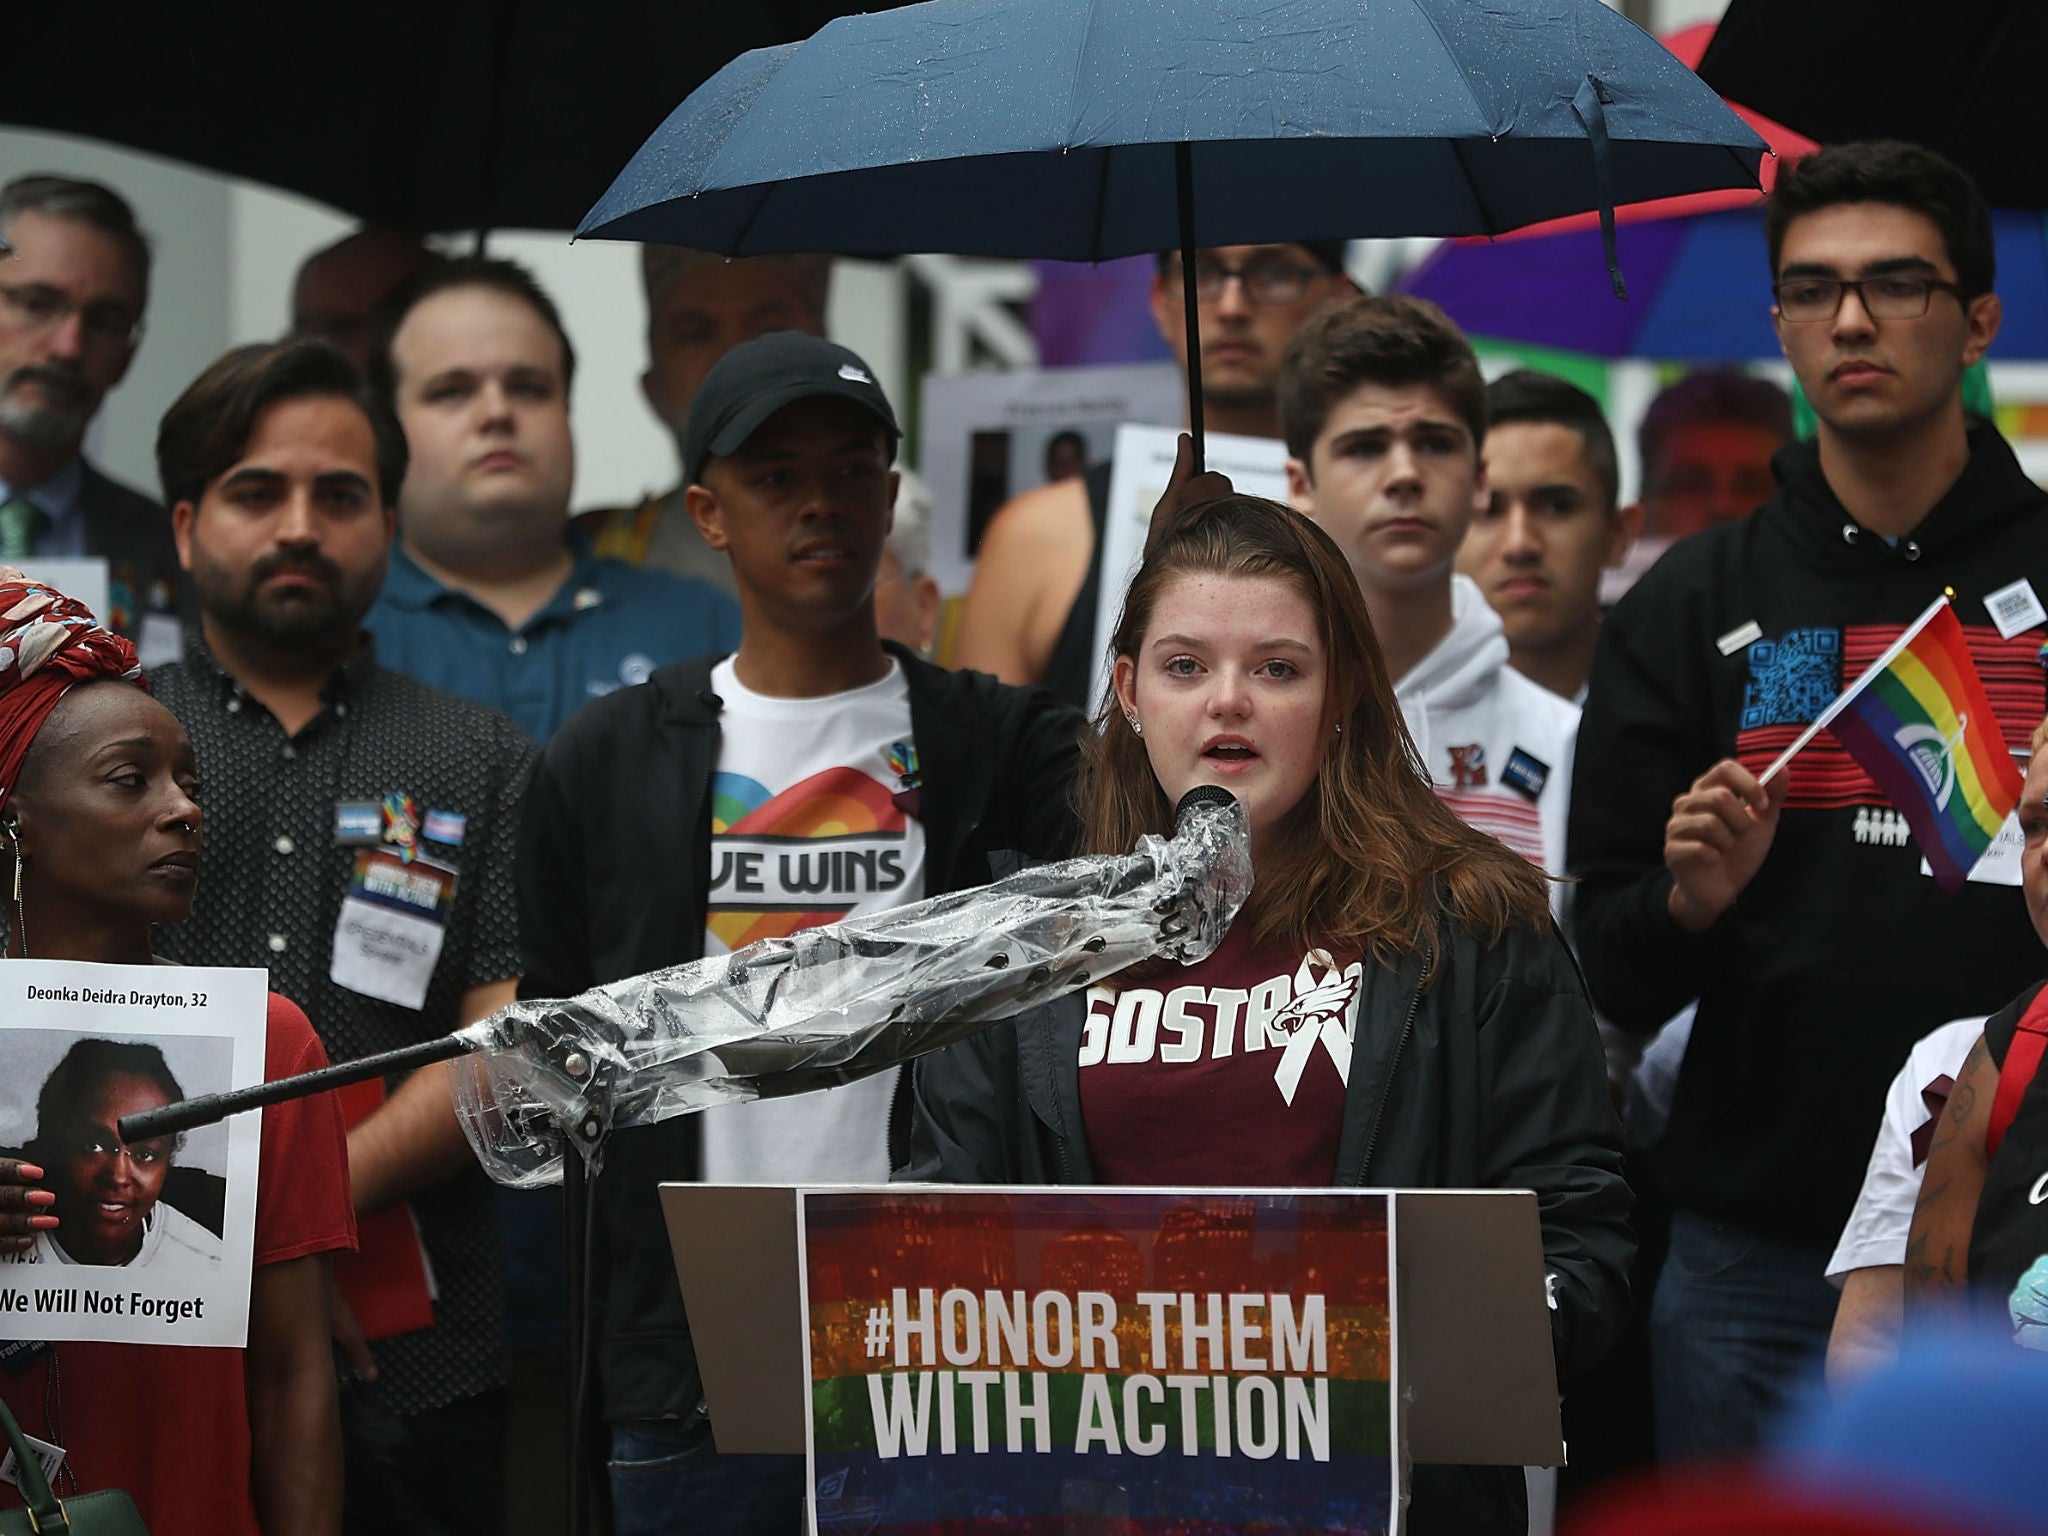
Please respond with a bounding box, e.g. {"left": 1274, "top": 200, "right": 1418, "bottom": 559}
{"left": 0, "top": 131, "right": 2044, "bottom": 1536}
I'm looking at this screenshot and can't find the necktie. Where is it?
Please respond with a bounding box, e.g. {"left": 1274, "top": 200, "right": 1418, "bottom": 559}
{"left": 0, "top": 496, "right": 44, "bottom": 563}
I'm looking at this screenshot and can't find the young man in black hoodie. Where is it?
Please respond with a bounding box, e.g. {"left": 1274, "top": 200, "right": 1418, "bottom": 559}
{"left": 515, "top": 332, "right": 1084, "bottom": 1534}
{"left": 1569, "top": 141, "right": 2048, "bottom": 1459}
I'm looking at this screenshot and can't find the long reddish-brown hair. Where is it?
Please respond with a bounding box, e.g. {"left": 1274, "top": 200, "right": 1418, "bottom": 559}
{"left": 1078, "top": 494, "right": 1551, "bottom": 963}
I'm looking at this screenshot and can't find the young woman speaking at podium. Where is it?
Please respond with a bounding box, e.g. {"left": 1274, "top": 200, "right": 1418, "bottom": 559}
{"left": 0, "top": 569, "right": 355, "bottom": 1534}
{"left": 904, "top": 498, "right": 1631, "bottom": 1536}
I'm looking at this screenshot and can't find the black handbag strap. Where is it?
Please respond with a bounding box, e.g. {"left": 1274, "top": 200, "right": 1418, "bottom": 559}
{"left": 0, "top": 1395, "right": 66, "bottom": 1532}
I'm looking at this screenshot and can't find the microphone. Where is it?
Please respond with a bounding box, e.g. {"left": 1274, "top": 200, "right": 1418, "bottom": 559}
{"left": 1173, "top": 783, "right": 1240, "bottom": 824}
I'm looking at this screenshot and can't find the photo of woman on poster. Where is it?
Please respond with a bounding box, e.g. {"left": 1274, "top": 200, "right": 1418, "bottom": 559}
{"left": 5, "top": 1038, "right": 225, "bottom": 1269}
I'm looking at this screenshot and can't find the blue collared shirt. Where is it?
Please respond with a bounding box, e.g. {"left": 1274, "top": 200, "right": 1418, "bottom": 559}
{"left": 0, "top": 457, "right": 87, "bottom": 556}
{"left": 367, "top": 532, "right": 742, "bottom": 741}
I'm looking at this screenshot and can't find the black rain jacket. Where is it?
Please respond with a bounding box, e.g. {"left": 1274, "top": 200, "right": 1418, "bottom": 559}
{"left": 1569, "top": 425, "right": 2048, "bottom": 1241}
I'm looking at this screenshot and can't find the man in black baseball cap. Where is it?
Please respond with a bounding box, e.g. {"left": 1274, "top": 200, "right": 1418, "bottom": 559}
{"left": 681, "top": 329, "right": 897, "bottom": 486}
{"left": 513, "top": 331, "right": 1085, "bottom": 1534}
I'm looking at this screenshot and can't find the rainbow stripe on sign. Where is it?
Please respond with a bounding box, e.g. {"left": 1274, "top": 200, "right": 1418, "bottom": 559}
{"left": 1824, "top": 599, "right": 2024, "bottom": 891}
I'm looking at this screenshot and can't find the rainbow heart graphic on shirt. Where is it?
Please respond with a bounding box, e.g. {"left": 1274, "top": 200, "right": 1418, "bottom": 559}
{"left": 707, "top": 767, "right": 910, "bottom": 950}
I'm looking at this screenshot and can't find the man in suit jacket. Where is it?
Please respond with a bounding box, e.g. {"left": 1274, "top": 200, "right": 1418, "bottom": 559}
{"left": 0, "top": 174, "right": 180, "bottom": 659}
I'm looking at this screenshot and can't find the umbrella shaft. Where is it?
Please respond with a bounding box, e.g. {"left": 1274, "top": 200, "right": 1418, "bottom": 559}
{"left": 1176, "top": 141, "right": 1204, "bottom": 470}
{"left": 116, "top": 1032, "right": 477, "bottom": 1142}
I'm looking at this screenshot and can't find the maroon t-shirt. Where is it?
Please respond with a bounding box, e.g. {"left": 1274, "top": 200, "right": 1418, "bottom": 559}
{"left": 1078, "top": 923, "right": 1358, "bottom": 1186}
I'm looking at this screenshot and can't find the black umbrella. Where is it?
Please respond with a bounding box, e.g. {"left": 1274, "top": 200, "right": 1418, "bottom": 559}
{"left": 6, "top": 1, "right": 915, "bottom": 233}
{"left": 1697, "top": 0, "right": 2042, "bottom": 206}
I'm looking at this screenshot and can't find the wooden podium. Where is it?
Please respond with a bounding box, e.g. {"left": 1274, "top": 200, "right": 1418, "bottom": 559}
{"left": 660, "top": 1183, "right": 1563, "bottom": 1472}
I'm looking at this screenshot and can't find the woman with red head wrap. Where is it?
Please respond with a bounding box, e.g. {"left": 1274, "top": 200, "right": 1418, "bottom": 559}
{"left": 0, "top": 567, "right": 354, "bottom": 1534}
{"left": 0, "top": 566, "right": 186, "bottom": 962}
{"left": 0, "top": 566, "right": 147, "bottom": 830}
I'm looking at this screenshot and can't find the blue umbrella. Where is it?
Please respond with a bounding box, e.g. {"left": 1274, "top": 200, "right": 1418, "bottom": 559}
{"left": 578, "top": 0, "right": 1765, "bottom": 456}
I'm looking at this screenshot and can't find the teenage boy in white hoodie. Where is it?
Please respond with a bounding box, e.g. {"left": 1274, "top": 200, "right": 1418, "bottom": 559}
{"left": 1280, "top": 294, "right": 1579, "bottom": 876}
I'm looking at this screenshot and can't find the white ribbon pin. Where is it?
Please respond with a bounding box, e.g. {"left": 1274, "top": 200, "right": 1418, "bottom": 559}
{"left": 1269, "top": 949, "right": 1360, "bottom": 1105}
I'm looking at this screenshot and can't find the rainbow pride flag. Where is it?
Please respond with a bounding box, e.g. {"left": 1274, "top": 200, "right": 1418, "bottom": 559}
{"left": 1775, "top": 597, "right": 2024, "bottom": 892}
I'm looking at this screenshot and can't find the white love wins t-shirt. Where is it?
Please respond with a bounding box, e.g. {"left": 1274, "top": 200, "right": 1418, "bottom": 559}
{"left": 698, "top": 657, "right": 928, "bottom": 1185}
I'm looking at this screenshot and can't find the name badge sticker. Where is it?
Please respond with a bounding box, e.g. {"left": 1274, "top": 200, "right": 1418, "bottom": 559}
{"left": 1983, "top": 578, "right": 2047, "bottom": 641}
{"left": 330, "top": 850, "right": 459, "bottom": 1010}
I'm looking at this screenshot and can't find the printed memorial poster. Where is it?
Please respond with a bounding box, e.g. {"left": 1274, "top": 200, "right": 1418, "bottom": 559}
{"left": 801, "top": 1187, "right": 1399, "bottom": 1534}
{"left": 918, "top": 362, "right": 1183, "bottom": 596}
{"left": 0, "top": 960, "right": 268, "bottom": 1347}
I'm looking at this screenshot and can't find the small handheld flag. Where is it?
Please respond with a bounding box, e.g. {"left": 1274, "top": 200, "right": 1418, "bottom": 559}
{"left": 1759, "top": 597, "right": 2023, "bottom": 893}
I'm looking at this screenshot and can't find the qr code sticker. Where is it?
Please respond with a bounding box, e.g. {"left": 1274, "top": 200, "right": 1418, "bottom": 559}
{"left": 1741, "top": 628, "right": 1842, "bottom": 729}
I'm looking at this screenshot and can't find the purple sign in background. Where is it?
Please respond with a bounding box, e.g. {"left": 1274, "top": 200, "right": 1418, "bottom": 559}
{"left": 1033, "top": 257, "right": 1174, "bottom": 368}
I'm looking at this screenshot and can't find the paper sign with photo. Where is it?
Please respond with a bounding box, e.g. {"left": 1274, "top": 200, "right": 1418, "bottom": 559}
{"left": 1090, "top": 424, "right": 1293, "bottom": 716}
{"left": 0, "top": 960, "right": 268, "bottom": 1348}
{"left": 918, "top": 363, "right": 1183, "bottom": 596}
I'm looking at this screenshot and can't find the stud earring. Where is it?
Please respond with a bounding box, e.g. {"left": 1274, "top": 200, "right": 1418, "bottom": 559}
{"left": 1125, "top": 714, "right": 1143, "bottom": 735}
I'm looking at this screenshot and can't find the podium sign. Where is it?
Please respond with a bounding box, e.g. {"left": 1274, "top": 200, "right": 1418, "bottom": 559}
{"left": 800, "top": 1187, "right": 1397, "bottom": 1532}
{"left": 663, "top": 1183, "right": 1561, "bottom": 1535}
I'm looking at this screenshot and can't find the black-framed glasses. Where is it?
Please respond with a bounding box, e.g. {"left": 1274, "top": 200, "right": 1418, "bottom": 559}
{"left": 1772, "top": 274, "right": 1969, "bottom": 323}
{"left": 1166, "top": 256, "right": 1330, "bottom": 306}
{"left": 0, "top": 280, "right": 144, "bottom": 350}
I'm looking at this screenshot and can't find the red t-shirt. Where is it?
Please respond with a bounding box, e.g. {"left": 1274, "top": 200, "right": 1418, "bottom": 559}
{"left": 1078, "top": 923, "right": 1357, "bottom": 1186}
{"left": 1, "top": 993, "right": 356, "bottom": 1534}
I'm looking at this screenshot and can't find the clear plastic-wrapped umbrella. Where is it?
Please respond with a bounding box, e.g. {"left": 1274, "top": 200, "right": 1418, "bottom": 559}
{"left": 450, "top": 785, "right": 1250, "bottom": 1186}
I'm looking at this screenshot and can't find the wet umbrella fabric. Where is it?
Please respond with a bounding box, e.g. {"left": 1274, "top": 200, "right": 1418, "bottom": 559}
{"left": 1390, "top": 21, "right": 1805, "bottom": 357}
{"left": 580, "top": 0, "right": 1764, "bottom": 455}
{"left": 580, "top": 0, "right": 1766, "bottom": 259}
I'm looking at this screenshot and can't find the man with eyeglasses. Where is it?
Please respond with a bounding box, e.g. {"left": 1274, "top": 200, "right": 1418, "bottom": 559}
{"left": 956, "top": 242, "right": 1353, "bottom": 704}
{"left": 0, "top": 175, "right": 180, "bottom": 659}
{"left": 1570, "top": 141, "right": 2048, "bottom": 1460}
